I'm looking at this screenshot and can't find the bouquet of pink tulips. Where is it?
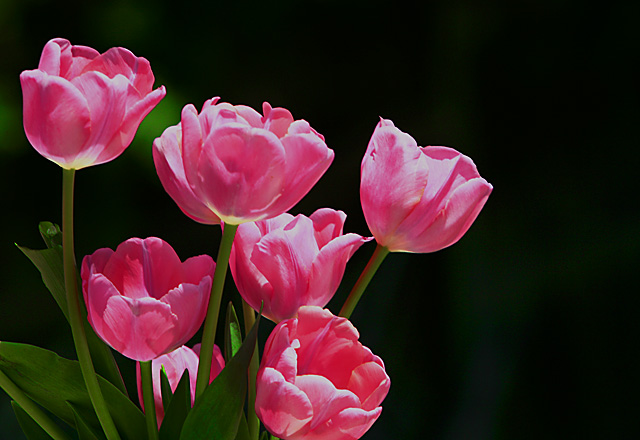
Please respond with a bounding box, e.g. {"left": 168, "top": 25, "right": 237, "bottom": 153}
{"left": 0, "top": 38, "right": 492, "bottom": 440}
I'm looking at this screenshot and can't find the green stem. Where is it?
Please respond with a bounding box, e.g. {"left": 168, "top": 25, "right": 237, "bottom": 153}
{"left": 0, "top": 370, "right": 71, "bottom": 440}
{"left": 195, "top": 223, "right": 239, "bottom": 400}
{"left": 140, "top": 361, "right": 159, "bottom": 440}
{"left": 338, "top": 244, "right": 390, "bottom": 319}
{"left": 242, "top": 300, "right": 260, "bottom": 440}
{"left": 62, "top": 169, "right": 121, "bottom": 440}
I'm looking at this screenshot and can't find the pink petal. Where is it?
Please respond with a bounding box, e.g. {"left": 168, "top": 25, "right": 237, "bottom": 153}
{"left": 197, "top": 124, "right": 287, "bottom": 223}
{"left": 309, "top": 208, "right": 347, "bottom": 248}
{"left": 347, "top": 361, "right": 391, "bottom": 411}
{"left": 360, "top": 119, "right": 429, "bottom": 246}
{"left": 160, "top": 279, "right": 211, "bottom": 348}
{"left": 256, "top": 368, "right": 313, "bottom": 439}
{"left": 331, "top": 407, "right": 382, "bottom": 440}
{"left": 70, "top": 72, "right": 129, "bottom": 167}
{"left": 81, "top": 47, "right": 156, "bottom": 94}
{"left": 153, "top": 125, "right": 220, "bottom": 224}
{"left": 268, "top": 123, "right": 334, "bottom": 215}
{"left": 249, "top": 215, "right": 319, "bottom": 321}
{"left": 262, "top": 102, "right": 294, "bottom": 138}
{"left": 20, "top": 70, "right": 91, "bottom": 169}
{"left": 307, "top": 233, "right": 369, "bottom": 306}
{"left": 295, "top": 375, "right": 360, "bottom": 431}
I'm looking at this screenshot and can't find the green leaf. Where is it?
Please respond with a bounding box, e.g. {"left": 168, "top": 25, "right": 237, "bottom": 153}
{"left": 17, "top": 222, "right": 127, "bottom": 396}
{"left": 68, "top": 402, "right": 104, "bottom": 440}
{"left": 159, "top": 370, "right": 191, "bottom": 440}
{"left": 224, "top": 301, "right": 243, "bottom": 361}
{"left": 234, "top": 413, "right": 250, "bottom": 440}
{"left": 180, "top": 314, "right": 261, "bottom": 440}
{"left": 17, "top": 244, "right": 68, "bottom": 321}
{"left": 0, "top": 342, "right": 145, "bottom": 440}
{"left": 159, "top": 365, "right": 173, "bottom": 412}
{"left": 11, "top": 401, "right": 54, "bottom": 440}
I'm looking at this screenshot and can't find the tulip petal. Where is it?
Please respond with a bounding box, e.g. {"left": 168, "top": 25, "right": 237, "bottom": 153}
{"left": 309, "top": 208, "right": 347, "bottom": 248}
{"left": 270, "top": 123, "right": 334, "bottom": 215}
{"left": 307, "top": 233, "right": 369, "bottom": 306}
{"left": 82, "top": 47, "right": 156, "bottom": 95}
{"left": 295, "top": 375, "right": 360, "bottom": 430}
{"left": 160, "top": 279, "right": 211, "bottom": 348}
{"left": 332, "top": 407, "right": 382, "bottom": 440}
{"left": 250, "top": 215, "right": 319, "bottom": 321}
{"left": 197, "top": 124, "right": 287, "bottom": 223}
{"left": 153, "top": 125, "right": 220, "bottom": 224}
{"left": 20, "top": 71, "right": 91, "bottom": 169}
{"left": 360, "top": 119, "right": 430, "bottom": 246}
{"left": 256, "top": 368, "right": 313, "bottom": 439}
{"left": 347, "top": 361, "right": 391, "bottom": 411}
{"left": 70, "top": 72, "right": 129, "bottom": 167}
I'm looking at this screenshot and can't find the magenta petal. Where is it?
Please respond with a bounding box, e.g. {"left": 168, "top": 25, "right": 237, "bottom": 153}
{"left": 309, "top": 208, "right": 347, "bottom": 248}
{"left": 256, "top": 368, "right": 313, "bottom": 439}
{"left": 20, "top": 71, "right": 91, "bottom": 169}
{"left": 295, "top": 375, "right": 360, "bottom": 430}
{"left": 360, "top": 119, "right": 429, "bottom": 246}
{"left": 307, "top": 233, "right": 369, "bottom": 306}
{"left": 160, "top": 280, "right": 211, "bottom": 348}
{"left": 269, "top": 128, "right": 334, "bottom": 215}
{"left": 332, "top": 407, "right": 382, "bottom": 440}
{"left": 153, "top": 126, "right": 220, "bottom": 224}
{"left": 197, "top": 125, "right": 287, "bottom": 223}
{"left": 347, "top": 361, "right": 391, "bottom": 411}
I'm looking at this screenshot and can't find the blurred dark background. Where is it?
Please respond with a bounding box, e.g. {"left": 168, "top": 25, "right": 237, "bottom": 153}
{"left": 1, "top": 0, "right": 638, "bottom": 438}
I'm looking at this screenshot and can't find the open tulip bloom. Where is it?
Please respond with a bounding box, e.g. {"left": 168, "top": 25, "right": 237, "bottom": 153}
{"left": 0, "top": 37, "right": 492, "bottom": 440}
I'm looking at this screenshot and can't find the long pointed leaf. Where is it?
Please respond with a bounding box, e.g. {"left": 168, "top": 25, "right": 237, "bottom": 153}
{"left": 180, "top": 314, "right": 261, "bottom": 440}
{"left": 0, "top": 342, "right": 145, "bottom": 440}
{"left": 224, "top": 301, "right": 242, "bottom": 361}
{"left": 11, "top": 401, "right": 54, "bottom": 440}
{"left": 68, "top": 402, "right": 104, "bottom": 440}
{"left": 159, "top": 370, "right": 191, "bottom": 440}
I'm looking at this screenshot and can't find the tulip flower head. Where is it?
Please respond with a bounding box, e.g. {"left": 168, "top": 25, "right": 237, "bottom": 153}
{"left": 135, "top": 344, "right": 225, "bottom": 426}
{"left": 230, "top": 208, "right": 370, "bottom": 322}
{"left": 256, "top": 306, "right": 390, "bottom": 440}
{"left": 20, "top": 38, "right": 166, "bottom": 170}
{"left": 81, "top": 237, "right": 215, "bottom": 361}
{"left": 361, "top": 118, "right": 493, "bottom": 253}
{"left": 153, "top": 98, "right": 334, "bottom": 225}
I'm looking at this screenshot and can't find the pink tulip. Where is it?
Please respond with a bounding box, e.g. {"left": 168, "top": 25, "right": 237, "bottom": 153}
{"left": 229, "top": 209, "right": 370, "bottom": 322}
{"left": 81, "top": 237, "right": 214, "bottom": 361}
{"left": 256, "top": 306, "right": 390, "bottom": 440}
{"left": 20, "top": 38, "right": 166, "bottom": 170}
{"left": 135, "top": 344, "right": 225, "bottom": 426}
{"left": 153, "top": 98, "right": 334, "bottom": 225}
{"left": 361, "top": 118, "right": 493, "bottom": 253}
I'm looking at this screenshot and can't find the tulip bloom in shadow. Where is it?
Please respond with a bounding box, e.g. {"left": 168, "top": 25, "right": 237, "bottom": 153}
{"left": 135, "top": 344, "right": 225, "bottom": 426}
{"left": 81, "top": 237, "right": 215, "bottom": 361}
{"left": 256, "top": 306, "right": 390, "bottom": 440}
{"left": 230, "top": 208, "right": 370, "bottom": 323}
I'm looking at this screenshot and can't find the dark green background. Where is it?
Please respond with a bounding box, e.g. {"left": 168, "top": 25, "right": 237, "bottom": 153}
{"left": 1, "top": 0, "right": 638, "bottom": 438}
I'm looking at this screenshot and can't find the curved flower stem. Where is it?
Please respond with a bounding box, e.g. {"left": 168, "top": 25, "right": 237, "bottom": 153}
{"left": 338, "top": 244, "right": 390, "bottom": 319}
{"left": 196, "top": 223, "right": 239, "bottom": 400}
{"left": 140, "top": 361, "right": 159, "bottom": 440}
{"left": 62, "top": 169, "right": 121, "bottom": 440}
{"left": 0, "top": 370, "right": 71, "bottom": 440}
{"left": 242, "top": 300, "right": 260, "bottom": 440}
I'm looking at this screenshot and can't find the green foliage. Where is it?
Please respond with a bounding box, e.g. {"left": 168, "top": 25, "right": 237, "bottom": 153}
{"left": 224, "top": 301, "right": 243, "bottom": 361}
{"left": 11, "top": 401, "right": 54, "bottom": 440}
{"left": 179, "top": 313, "right": 261, "bottom": 440}
{"left": 158, "top": 370, "right": 191, "bottom": 440}
{"left": 17, "top": 222, "right": 127, "bottom": 396}
{"left": 0, "top": 342, "right": 145, "bottom": 440}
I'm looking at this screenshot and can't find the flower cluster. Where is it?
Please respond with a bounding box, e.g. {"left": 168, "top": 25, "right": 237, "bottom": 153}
{"left": 2, "top": 38, "right": 492, "bottom": 440}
